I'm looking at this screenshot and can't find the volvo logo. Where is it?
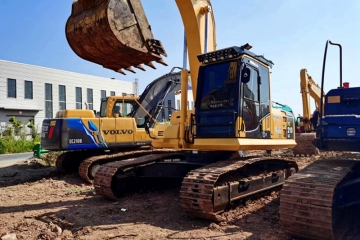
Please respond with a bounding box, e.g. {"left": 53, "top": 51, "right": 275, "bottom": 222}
{"left": 102, "top": 129, "right": 134, "bottom": 135}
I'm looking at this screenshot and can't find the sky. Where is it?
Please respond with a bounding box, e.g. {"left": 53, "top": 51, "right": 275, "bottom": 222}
{"left": 1, "top": 0, "right": 360, "bottom": 117}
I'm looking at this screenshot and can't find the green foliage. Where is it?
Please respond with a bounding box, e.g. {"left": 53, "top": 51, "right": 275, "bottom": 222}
{"left": 8, "top": 116, "right": 23, "bottom": 136}
{"left": 2, "top": 125, "right": 13, "bottom": 137}
{"left": 0, "top": 136, "right": 34, "bottom": 154}
{"left": 0, "top": 116, "right": 40, "bottom": 154}
{"left": 27, "top": 117, "right": 38, "bottom": 140}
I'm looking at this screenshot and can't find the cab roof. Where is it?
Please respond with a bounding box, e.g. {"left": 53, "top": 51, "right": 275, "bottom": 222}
{"left": 197, "top": 45, "right": 274, "bottom": 69}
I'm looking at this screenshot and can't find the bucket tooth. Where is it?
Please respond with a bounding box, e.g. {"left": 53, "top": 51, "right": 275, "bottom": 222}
{"left": 147, "top": 39, "right": 168, "bottom": 57}
{"left": 155, "top": 58, "right": 168, "bottom": 66}
{"left": 117, "top": 69, "right": 126, "bottom": 75}
{"left": 145, "top": 62, "right": 156, "bottom": 69}
{"left": 125, "top": 67, "right": 136, "bottom": 73}
{"left": 134, "top": 64, "right": 146, "bottom": 71}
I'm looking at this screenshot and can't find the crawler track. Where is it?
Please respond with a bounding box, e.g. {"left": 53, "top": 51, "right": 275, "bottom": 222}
{"left": 55, "top": 152, "right": 67, "bottom": 173}
{"left": 280, "top": 159, "right": 360, "bottom": 240}
{"left": 293, "top": 132, "right": 319, "bottom": 156}
{"left": 179, "top": 157, "right": 298, "bottom": 221}
{"left": 78, "top": 147, "right": 163, "bottom": 183}
{"left": 56, "top": 151, "right": 87, "bottom": 174}
{"left": 93, "top": 151, "right": 186, "bottom": 199}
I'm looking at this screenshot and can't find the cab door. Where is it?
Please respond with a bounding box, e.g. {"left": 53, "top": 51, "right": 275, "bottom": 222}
{"left": 114, "top": 101, "right": 135, "bottom": 143}
{"left": 239, "top": 64, "right": 263, "bottom": 138}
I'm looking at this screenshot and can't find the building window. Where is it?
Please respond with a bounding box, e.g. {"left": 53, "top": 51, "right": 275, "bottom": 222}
{"left": 45, "top": 83, "right": 53, "bottom": 118}
{"left": 110, "top": 91, "right": 115, "bottom": 96}
{"left": 76, "top": 87, "right": 82, "bottom": 109}
{"left": 7, "top": 79, "right": 16, "bottom": 98}
{"left": 59, "top": 85, "right": 66, "bottom": 110}
{"left": 187, "top": 101, "right": 189, "bottom": 110}
{"left": 168, "top": 100, "right": 172, "bottom": 118}
{"left": 87, "top": 88, "right": 93, "bottom": 110}
{"left": 177, "top": 100, "right": 180, "bottom": 110}
{"left": 101, "top": 90, "right": 106, "bottom": 99}
{"left": 24, "top": 80, "right": 33, "bottom": 99}
{"left": 122, "top": 92, "right": 127, "bottom": 96}
{"left": 191, "top": 101, "right": 194, "bottom": 109}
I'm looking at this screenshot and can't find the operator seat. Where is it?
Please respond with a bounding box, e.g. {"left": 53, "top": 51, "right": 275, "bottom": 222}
{"left": 113, "top": 105, "right": 122, "bottom": 117}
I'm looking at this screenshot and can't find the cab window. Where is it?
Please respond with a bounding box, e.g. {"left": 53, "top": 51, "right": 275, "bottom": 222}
{"left": 112, "top": 101, "right": 135, "bottom": 117}
{"left": 99, "top": 99, "right": 107, "bottom": 117}
{"left": 199, "top": 61, "right": 238, "bottom": 110}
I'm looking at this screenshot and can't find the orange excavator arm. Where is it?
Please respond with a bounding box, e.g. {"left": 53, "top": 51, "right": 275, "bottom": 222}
{"left": 65, "top": 0, "right": 216, "bottom": 100}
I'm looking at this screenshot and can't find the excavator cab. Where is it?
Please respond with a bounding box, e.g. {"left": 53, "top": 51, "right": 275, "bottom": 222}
{"left": 65, "top": 0, "right": 167, "bottom": 74}
{"left": 99, "top": 96, "right": 137, "bottom": 118}
{"left": 296, "top": 116, "right": 304, "bottom": 132}
{"left": 193, "top": 46, "right": 294, "bottom": 140}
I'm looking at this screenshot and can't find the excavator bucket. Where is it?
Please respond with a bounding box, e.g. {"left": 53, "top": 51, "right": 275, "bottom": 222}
{"left": 292, "top": 132, "right": 319, "bottom": 156}
{"left": 65, "top": 0, "right": 167, "bottom": 74}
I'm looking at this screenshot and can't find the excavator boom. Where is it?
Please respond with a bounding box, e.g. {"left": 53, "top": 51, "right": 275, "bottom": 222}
{"left": 66, "top": 0, "right": 167, "bottom": 75}
{"left": 300, "top": 68, "right": 324, "bottom": 126}
{"left": 292, "top": 69, "right": 325, "bottom": 156}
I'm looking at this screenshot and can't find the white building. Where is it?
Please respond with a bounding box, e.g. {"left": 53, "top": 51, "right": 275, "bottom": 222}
{"left": 159, "top": 88, "right": 194, "bottom": 121}
{"left": 0, "top": 60, "right": 136, "bottom": 131}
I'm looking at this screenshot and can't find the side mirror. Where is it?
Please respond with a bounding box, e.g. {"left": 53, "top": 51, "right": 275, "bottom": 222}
{"left": 240, "top": 66, "right": 251, "bottom": 84}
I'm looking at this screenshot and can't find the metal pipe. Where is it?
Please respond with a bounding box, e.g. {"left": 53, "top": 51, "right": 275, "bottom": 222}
{"left": 329, "top": 41, "right": 343, "bottom": 87}
{"left": 179, "top": 69, "right": 188, "bottom": 148}
{"left": 204, "top": 11, "right": 208, "bottom": 53}
{"left": 319, "top": 40, "right": 329, "bottom": 147}
{"left": 319, "top": 40, "right": 343, "bottom": 147}
{"left": 183, "top": 30, "right": 187, "bottom": 69}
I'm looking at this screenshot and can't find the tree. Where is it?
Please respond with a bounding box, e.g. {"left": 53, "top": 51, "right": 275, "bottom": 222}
{"left": 27, "top": 117, "right": 38, "bottom": 140}
{"left": 8, "top": 116, "right": 23, "bottom": 136}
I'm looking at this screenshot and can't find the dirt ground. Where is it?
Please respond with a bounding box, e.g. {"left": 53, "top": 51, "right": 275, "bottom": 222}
{"left": 1, "top": 150, "right": 360, "bottom": 240}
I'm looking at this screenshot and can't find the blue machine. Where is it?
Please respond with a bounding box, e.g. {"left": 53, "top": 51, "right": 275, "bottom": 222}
{"left": 313, "top": 41, "right": 360, "bottom": 152}
{"left": 280, "top": 40, "right": 360, "bottom": 240}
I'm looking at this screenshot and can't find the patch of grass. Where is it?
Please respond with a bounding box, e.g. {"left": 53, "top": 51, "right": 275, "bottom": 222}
{"left": 0, "top": 136, "right": 34, "bottom": 154}
{"left": 0, "top": 116, "right": 40, "bottom": 154}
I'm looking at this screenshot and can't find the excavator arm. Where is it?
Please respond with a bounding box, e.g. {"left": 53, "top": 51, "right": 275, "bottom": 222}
{"left": 291, "top": 69, "right": 325, "bottom": 156}
{"left": 66, "top": 0, "right": 216, "bottom": 100}
{"left": 299, "top": 68, "right": 324, "bottom": 131}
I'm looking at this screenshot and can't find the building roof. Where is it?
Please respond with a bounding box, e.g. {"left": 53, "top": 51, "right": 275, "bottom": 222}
{"left": 0, "top": 59, "right": 130, "bottom": 84}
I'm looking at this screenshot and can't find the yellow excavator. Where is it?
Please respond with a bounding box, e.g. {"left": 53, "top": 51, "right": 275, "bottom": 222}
{"left": 41, "top": 72, "right": 182, "bottom": 183}
{"left": 292, "top": 68, "right": 324, "bottom": 156}
{"left": 64, "top": 0, "right": 301, "bottom": 221}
